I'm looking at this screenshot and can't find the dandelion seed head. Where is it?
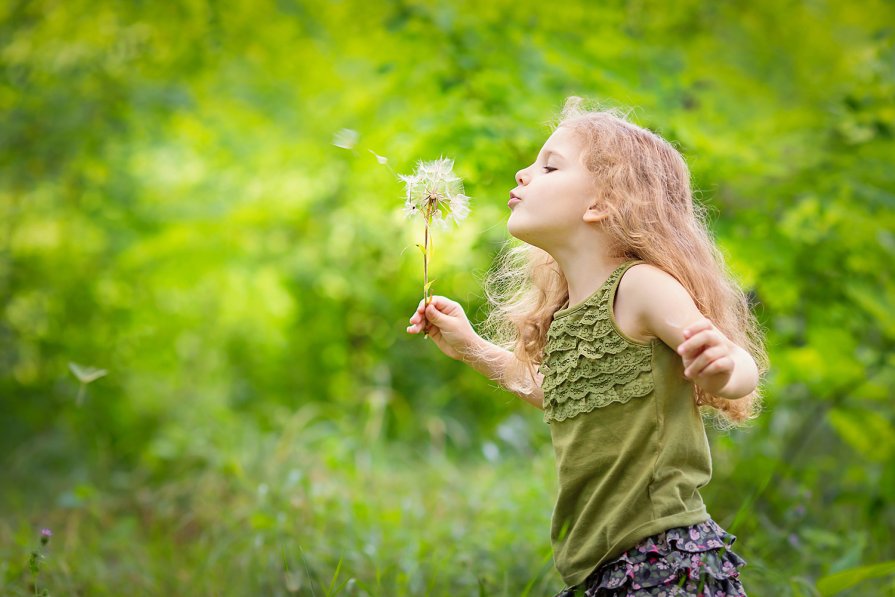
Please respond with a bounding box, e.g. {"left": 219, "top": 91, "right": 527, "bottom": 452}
{"left": 398, "top": 157, "right": 471, "bottom": 228}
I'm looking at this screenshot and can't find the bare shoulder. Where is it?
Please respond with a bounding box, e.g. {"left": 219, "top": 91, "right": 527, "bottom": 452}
{"left": 617, "top": 262, "right": 706, "bottom": 349}
{"left": 612, "top": 263, "right": 677, "bottom": 344}
{"left": 621, "top": 263, "right": 685, "bottom": 295}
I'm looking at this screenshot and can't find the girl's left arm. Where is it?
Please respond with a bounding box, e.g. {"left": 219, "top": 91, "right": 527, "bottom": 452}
{"left": 624, "top": 265, "right": 760, "bottom": 399}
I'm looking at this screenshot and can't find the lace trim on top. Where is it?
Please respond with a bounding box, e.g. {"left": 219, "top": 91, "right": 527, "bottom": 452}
{"left": 540, "top": 261, "right": 654, "bottom": 423}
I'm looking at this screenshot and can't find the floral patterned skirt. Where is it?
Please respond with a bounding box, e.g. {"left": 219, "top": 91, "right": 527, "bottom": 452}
{"left": 554, "top": 517, "right": 748, "bottom": 597}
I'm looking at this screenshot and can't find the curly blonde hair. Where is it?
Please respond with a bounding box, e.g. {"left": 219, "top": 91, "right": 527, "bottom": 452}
{"left": 473, "top": 96, "right": 768, "bottom": 430}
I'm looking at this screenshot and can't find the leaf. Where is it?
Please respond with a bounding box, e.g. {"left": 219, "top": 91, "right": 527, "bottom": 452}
{"left": 424, "top": 279, "right": 436, "bottom": 292}
{"left": 326, "top": 556, "right": 343, "bottom": 596}
{"left": 826, "top": 408, "right": 895, "bottom": 463}
{"left": 415, "top": 243, "right": 427, "bottom": 256}
{"left": 844, "top": 281, "right": 895, "bottom": 340}
{"left": 816, "top": 560, "right": 895, "bottom": 595}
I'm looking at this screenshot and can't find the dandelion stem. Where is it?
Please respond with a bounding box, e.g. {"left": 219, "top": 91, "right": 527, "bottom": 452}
{"left": 422, "top": 198, "right": 435, "bottom": 339}
{"left": 423, "top": 218, "right": 429, "bottom": 306}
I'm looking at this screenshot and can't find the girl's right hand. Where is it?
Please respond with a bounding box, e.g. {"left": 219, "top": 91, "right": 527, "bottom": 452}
{"left": 406, "top": 295, "right": 478, "bottom": 361}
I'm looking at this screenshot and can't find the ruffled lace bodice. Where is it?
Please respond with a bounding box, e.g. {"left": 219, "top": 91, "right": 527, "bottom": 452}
{"left": 540, "top": 261, "right": 656, "bottom": 423}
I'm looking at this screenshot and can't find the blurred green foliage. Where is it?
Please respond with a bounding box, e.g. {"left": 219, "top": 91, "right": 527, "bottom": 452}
{"left": 1, "top": 0, "right": 894, "bottom": 594}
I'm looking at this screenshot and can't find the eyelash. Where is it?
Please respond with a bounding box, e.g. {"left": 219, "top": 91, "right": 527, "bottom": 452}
{"left": 543, "top": 166, "right": 557, "bottom": 173}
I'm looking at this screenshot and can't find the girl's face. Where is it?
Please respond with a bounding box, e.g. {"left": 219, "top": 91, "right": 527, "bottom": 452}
{"left": 508, "top": 125, "right": 601, "bottom": 250}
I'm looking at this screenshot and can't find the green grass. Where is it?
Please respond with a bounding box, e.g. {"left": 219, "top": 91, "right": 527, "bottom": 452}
{"left": 1, "top": 409, "right": 561, "bottom": 595}
{"left": 2, "top": 407, "right": 894, "bottom": 596}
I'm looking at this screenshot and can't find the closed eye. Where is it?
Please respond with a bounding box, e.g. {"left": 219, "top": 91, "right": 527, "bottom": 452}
{"left": 543, "top": 166, "right": 557, "bottom": 173}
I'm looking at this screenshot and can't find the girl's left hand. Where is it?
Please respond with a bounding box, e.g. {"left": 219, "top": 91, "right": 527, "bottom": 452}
{"left": 676, "top": 317, "right": 736, "bottom": 395}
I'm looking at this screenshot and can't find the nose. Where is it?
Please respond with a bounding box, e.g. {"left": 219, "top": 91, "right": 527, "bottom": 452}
{"left": 515, "top": 168, "right": 529, "bottom": 186}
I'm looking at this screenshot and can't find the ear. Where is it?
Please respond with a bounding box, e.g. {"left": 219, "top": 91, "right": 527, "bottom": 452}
{"left": 582, "top": 202, "right": 610, "bottom": 224}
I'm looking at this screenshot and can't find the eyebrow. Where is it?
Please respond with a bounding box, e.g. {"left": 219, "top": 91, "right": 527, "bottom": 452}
{"left": 542, "top": 149, "right": 565, "bottom": 162}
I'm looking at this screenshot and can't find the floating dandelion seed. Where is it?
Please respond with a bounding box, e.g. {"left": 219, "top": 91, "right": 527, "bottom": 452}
{"left": 332, "top": 128, "right": 359, "bottom": 149}
{"left": 332, "top": 127, "right": 397, "bottom": 176}
{"left": 68, "top": 361, "right": 108, "bottom": 406}
{"left": 369, "top": 149, "right": 397, "bottom": 176}
{"left": 397, "top": 156, "right": 470, "bottom": 339}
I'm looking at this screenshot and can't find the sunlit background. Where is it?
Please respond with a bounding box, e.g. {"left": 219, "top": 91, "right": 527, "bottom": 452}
{"left": 2, "top": 0, "right": 894, "bottom": 594}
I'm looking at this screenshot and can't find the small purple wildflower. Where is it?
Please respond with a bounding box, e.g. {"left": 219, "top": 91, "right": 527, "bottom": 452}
{"left": 30, "top": 527, "right": 53, "bottom": 595}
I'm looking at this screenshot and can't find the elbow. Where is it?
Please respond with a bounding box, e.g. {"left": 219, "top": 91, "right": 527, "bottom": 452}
{"left": 514, "top": 387, "right": 544, "bottom": 411}
{"left": 718, "top": 360, "right": 760, "bottom": 400}
{"left": 530, "top": 387, "right": 546, "bottom": 411}
{"left": 719, "top": 346, "right": 760, "bottom": 399}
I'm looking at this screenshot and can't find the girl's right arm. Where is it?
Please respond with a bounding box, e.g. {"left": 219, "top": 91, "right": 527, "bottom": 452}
{"left": 407, "top": 296, "right": 544, "bottom": 410}
{"left": 461, "top": 335, "right": 545, "bottom": 410}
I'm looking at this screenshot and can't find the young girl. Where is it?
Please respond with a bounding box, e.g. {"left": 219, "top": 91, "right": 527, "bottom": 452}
{"left": 406, "top": 96, "right": 768, "bottom": 596}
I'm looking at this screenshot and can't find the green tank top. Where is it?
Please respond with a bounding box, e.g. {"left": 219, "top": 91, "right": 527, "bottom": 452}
{"left": 539, "top": 259, "right": 712, "bottom": 589}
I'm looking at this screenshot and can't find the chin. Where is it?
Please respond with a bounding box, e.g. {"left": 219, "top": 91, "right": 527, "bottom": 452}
{"left": 507, "top": 218, "right": 545, "bottom": 249}
{"left": 506, "top": 217, "right": 526, "bottom": 242}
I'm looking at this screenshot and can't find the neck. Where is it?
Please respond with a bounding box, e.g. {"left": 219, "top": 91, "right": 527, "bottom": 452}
{"left": 548, "top": 232, "right": 626, "bottom": 308}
